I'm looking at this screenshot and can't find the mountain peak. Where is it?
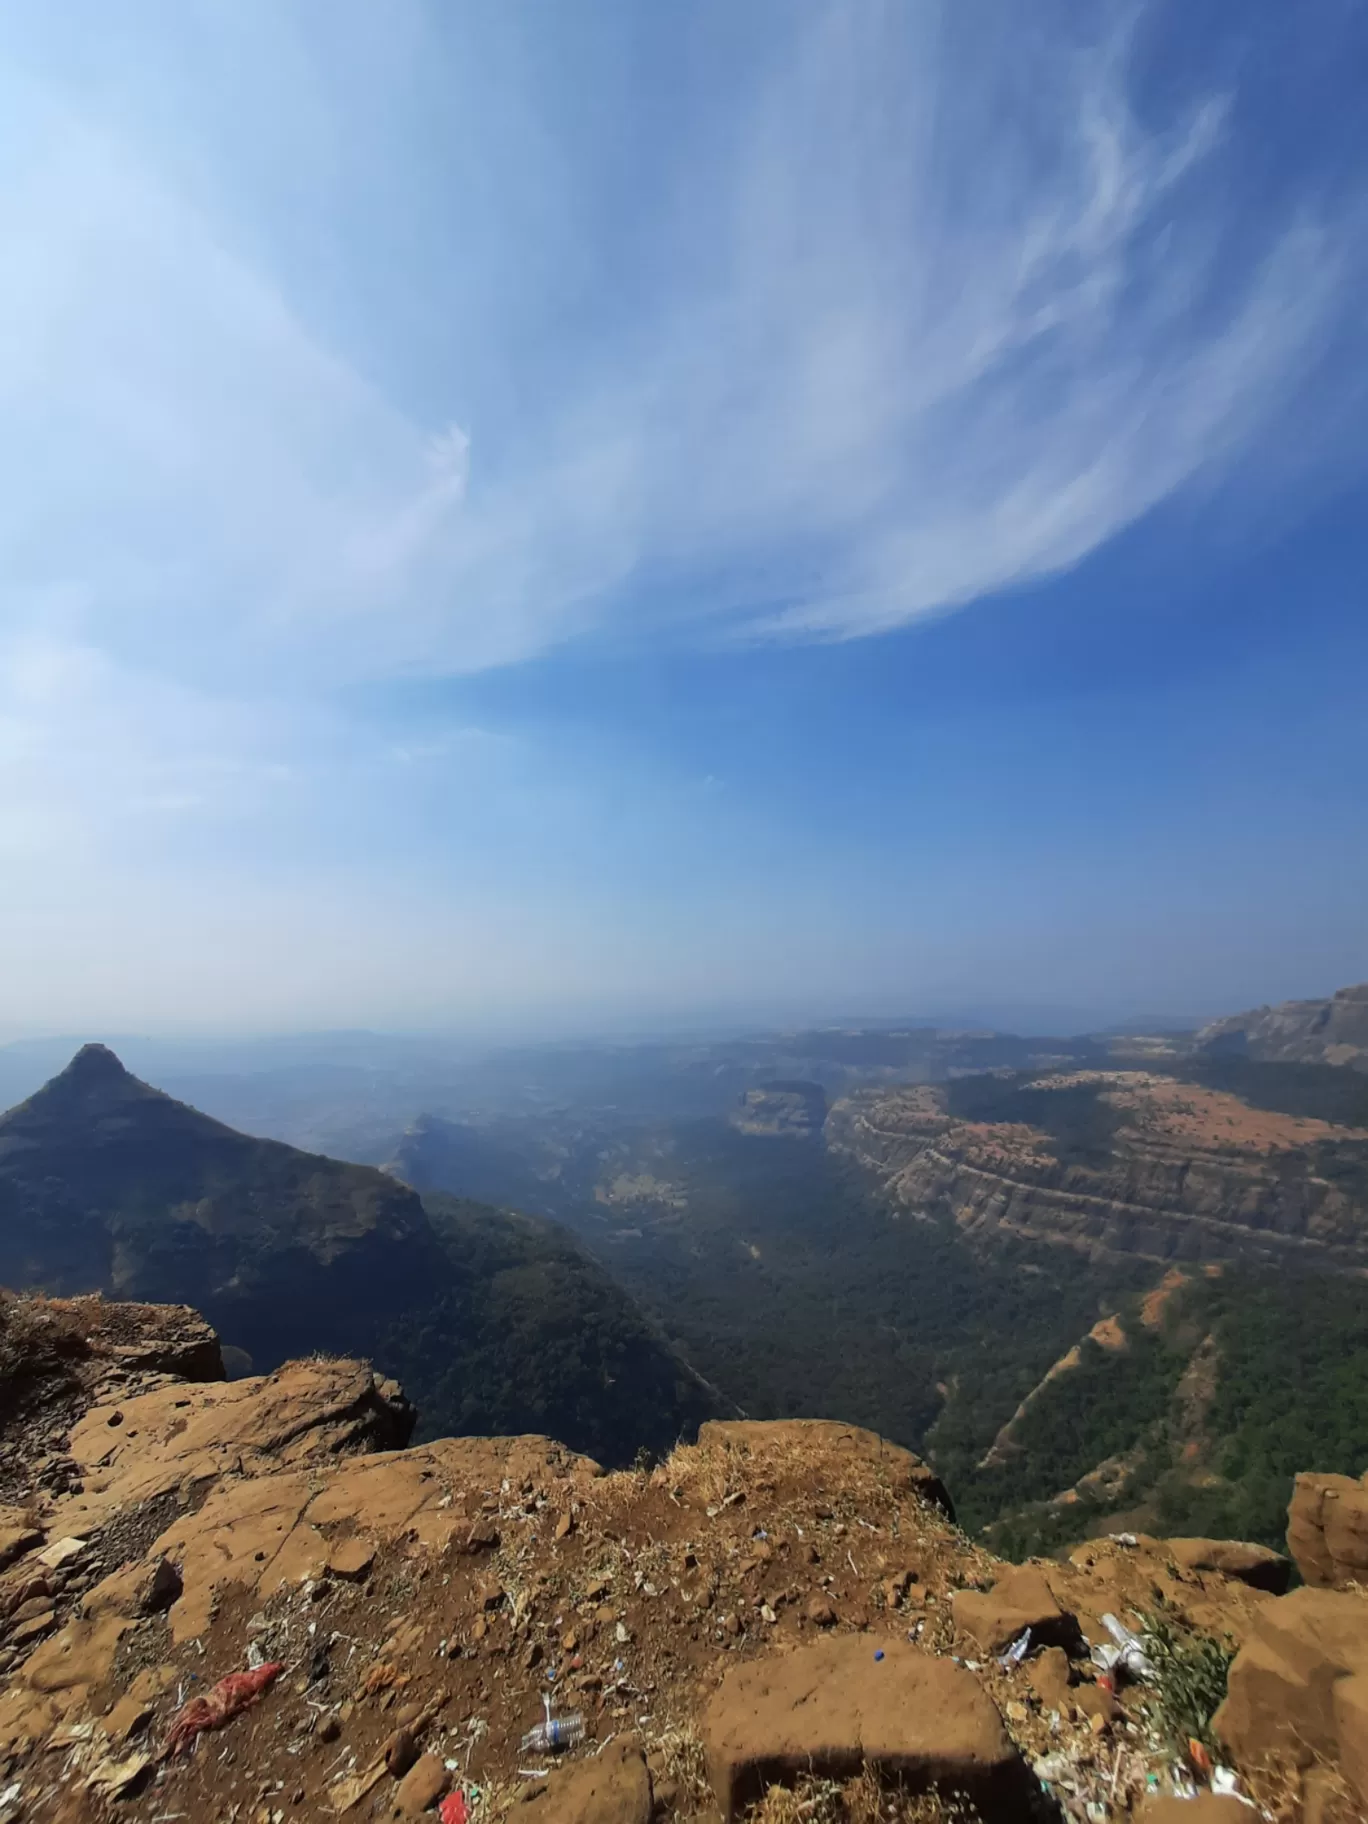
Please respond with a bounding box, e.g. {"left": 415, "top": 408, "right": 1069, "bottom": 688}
{"left": 59, "top": 1043, "right": 136, "bottom": 1083}
{"left": 41, "top": 1042, "right": 154, "bottom": 1103}
{"left": 2, "top": 1043, "right": 164, "bottom": 1124}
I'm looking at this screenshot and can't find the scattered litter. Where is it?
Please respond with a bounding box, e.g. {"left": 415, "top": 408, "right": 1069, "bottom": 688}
{"left": 1090, "top": 1613, "right": 1155, "bottom": 1683}
{"left": 37, "top": 1536, "right": 86, "bottom": 1570}
{"left": 48, "top": 1722, "right": 95, "bottom": 1750}
{"left": 1108, "top": 1533, "right": 1139, "bottom": 1548}
{"left": 438, "top": 1795, "right": 469, "bottom": 1824}
{"left": 1211, "top": 1767, "right": 1255, "bottom": 1806}
{"left": 164, "top": 1662, "right": 283, "bottom": 1756}
{"left": 1033, "top": 1752, "right": 1073, "bottom": 1787}
{"left": 998, "top": 1627, "right": 1032, "bottom": 1668}
{"left": 873, "top": 1649, "right": 884, "bottom": 1662}
{"left": 85, "top": 1749, "right": 153, "bottom": 1798}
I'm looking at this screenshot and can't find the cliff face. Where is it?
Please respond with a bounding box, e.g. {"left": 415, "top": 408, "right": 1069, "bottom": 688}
{"left": 0, "top": 1292, "right": 1361, "bottom": 1824}
{"left": 827, "top": 1071, "right": 1368, "bottom": 1268}
{"left": 1197, "top": 982, "right": 1368, "bottom": 1071}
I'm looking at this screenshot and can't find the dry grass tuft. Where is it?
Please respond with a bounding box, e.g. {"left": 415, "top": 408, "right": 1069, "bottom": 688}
{"left": 647, "top": 1722, "right": 712, "bottom": 1809}
{"left": 745, "top": 1772, "right": 982, "bottom": 1824}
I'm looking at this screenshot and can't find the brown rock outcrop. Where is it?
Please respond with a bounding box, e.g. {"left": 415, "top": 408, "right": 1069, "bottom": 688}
{"left": 951, "top": 1564, "right": 1083, "bottom": 1655}
{"left": 0, "top": 1289, "right": 223, "bottom": 1434}
{"left": 140, "top": 1425, "right": 596, "bottom": 1642}
{"left": 1288, "top": 1469, "right": 1368, "bottom": 1588}
{"left": 508, "top": 1737, "right": 652, "bottom": 1824}
{"left": 701, "top": 1637, "right": 1031, "bottom": 1821}
{"left": 1165, "top": 1537, "right": 1292, "bottom": 1594}
{"left": 60, "top": 1355, "right": 414, "bottom": 1539}
{"left": 1215, "top": 1585, "right": 1368, "bottom": 1811}
{"left": 0, "top": 1288, "right": 1356, "bottom": 1824}
{"left": 695, "top": 1418, "right": 954, "bottom": 1518}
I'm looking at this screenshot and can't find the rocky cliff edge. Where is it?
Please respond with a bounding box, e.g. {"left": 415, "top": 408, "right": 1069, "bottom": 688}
{"left": 0, "top": 1292, "right": 1363, "bottom": 1824}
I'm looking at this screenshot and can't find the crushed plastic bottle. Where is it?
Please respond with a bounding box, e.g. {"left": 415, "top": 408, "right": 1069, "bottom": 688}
{"left": 1089, "top": 1612, "right": 1156, "bottom": 1683}
{"left": 998, "top": 1627, "right": 1032, "bottom": 1668}
{"left": 520, "top": 1695, "right": 586, "bottom": 1756}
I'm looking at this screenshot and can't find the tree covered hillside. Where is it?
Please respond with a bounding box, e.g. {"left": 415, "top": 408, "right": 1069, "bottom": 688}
{"left": 0, "top": 1046, "right": 727, "bottom": 1467}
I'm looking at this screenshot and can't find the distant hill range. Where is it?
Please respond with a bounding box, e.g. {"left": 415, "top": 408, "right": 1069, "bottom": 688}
{"left": 0, "top": 1045, "right": 726, "bottom": 1463}
{"left": 828, "top": 1060, "right": 1368, "bottom": 1271}
{"left": 819, "top": 995, "right": 1368, "bottom": 1552}
{"left": 1195, "top": 981, "right": 1368, "bottom": 1071}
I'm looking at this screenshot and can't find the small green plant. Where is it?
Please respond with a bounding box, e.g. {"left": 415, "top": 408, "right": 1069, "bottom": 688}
{"left": 1137, "top": 1610, "right": 1235, "bottom": 1754}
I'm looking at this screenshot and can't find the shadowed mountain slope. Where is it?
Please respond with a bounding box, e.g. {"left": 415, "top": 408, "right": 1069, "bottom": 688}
{"left": 0, "top": 1047, "right": 726, "bottom": 1464}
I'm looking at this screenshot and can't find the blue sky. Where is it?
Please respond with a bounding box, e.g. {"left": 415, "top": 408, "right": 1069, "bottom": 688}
{"left": 1, "top": 0, "right": 1365, "bottom": 1035}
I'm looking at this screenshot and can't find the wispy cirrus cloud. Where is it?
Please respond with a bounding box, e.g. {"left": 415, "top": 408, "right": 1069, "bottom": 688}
{"left": 0, "top": 0, "right": 1355, "bottom": 691}
{"left": 0, "top": 0, "right": 1363, "bottom": 1030}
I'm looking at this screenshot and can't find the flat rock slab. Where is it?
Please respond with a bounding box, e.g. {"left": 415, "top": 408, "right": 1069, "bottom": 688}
{"left": 700, "top": 1637, "right": 1030, "bottom": 1821}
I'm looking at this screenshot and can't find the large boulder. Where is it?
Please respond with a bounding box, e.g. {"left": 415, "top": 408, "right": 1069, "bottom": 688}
{"left": 1288, "top": 1470, "right": 1368, "bottom": 1589}
{"left": 1214, "top": 1585, "right": 1368, "bottom": 1812}
{"left": 1163, "top": 1537, "right": 1292, "bottom": 1594}
{"left": 952, "top": 1564, "right": 1083, "bottom": 1655}
{"left": 699, "top": 1636, "right": 1032, "bottom": 1821}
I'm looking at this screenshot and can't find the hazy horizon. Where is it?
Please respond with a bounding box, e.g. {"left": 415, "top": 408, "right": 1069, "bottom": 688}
{"left": 3, "top": 0, "right": 1365, "bottom": 1031}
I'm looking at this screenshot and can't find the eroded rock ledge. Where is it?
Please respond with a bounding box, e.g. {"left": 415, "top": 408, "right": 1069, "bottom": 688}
{"left": 0, "top": 1292, "right": 1362, "bottom": 1824}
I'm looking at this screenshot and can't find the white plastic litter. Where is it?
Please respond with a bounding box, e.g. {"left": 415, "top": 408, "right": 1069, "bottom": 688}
{"left": 1212, "top": 1766, "right": 1256, "bottom": 1806}
{"left": 998, "top": 1627, "right": 1032, "bottom": 1668}
{"left": 1090, "top": 1612, "right": 1156, "bottom": 1682}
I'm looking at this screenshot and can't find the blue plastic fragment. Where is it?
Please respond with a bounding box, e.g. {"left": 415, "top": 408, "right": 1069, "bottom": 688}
{"left": 874, "top": 1649, "right": 885, "bottom": 1661}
